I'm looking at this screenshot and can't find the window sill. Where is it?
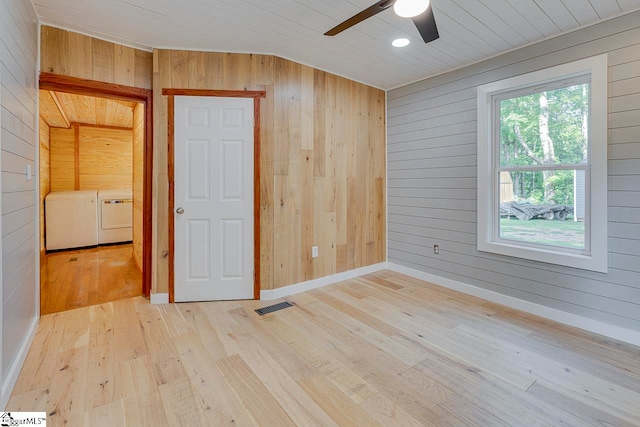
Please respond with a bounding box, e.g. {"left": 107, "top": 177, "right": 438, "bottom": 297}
{"left": 478, "top": 240, "right": 607, "bottom": 273}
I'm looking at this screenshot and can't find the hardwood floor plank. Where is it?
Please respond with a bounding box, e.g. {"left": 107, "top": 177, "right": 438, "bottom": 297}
{"left": 83, "top": 399, "right": 126, "bottom": 427}
{"left": 137, "top": 304, "right": 187, "bottom": 386}
{"left": 176, "top": 303, "right": 230, "bottom": 361}
{"left": 527, "top": 381, "right": 637, "bottom": 427}
{"left": 170, "top": 333, "right": 256, "bottom": 426}
{"left": 348, "top": 277, "right": 466, "bottom": 329}
{"left": 113, "top": 298, "right": 148, "bottom": 363}
{"left": 372, "top": 271, "right": 500, "bottom": 318}
{"left": 411, "top": 355, "right": 585, "bottom": 426}
{"left": 527, "top": 327, "right": 640, "bottom": 369}
{"left": 353, "top": 293, "right": 538, "bottom": 390}
{"left": 452, "top": 320, "right": 640, "bottom": 423}
{"left": 312, "top": 289, "right": 427, "bottom": 366}
{"left": 11, "top": 313, "right": 66, "bottom": 394}
{"left": 59, "top": 305, "right": 91, "bottom": 350}
{"left": 7, "top": 270, "right": 640, "bottom": 426}
{"left": 41, "top": 244, "right": 142, "bottom": 315}
{"left": 224, "top": 303, "right": 319, "bottom": 381}
{"left": 6, "top": 387, "right": 52, "bottom": 413}
{"left": 373, "top": 273, "right": 640, "bottom": 396}
{"left": 299, "top": 374, "right": 384, "bottom": 427}
{"left": 284, "top": 293, "right": 501, "bottom": 425}
{"left": 46, "top": 347, "right": 89, "bottom": 425}
{"left": 360, "top": 393, "right": 426, "bottom": 427}
{"left": 84, "top": 340, "right": 116, "bottom": 409}
{"left": 499, "top": 348, "right": 640, "bottom": 425}
{"left": 198, "top": 302, "right": 247, "bottom": 357}
{"left": 261, "top": 313, "right": 378, "bottom": 403}
{"left": 158, "top": 303, "right": 190, "bottom": 338}
{"left": 224, "top": 309, "right": 340, "bottom": 426}
{"left": 119, "top": 355, "right": 169, "bottom": 426}
{"left": 215, "top": 354, "right": 296, "bottom": 426}
{"left": 158, "top": 377, "right": 206, "bottom": 426}
{"left": 85, "top": 304, "right": 117, "bottom": 409}
{"left": 484, "top": 323, "right": 640, "bottom": 394}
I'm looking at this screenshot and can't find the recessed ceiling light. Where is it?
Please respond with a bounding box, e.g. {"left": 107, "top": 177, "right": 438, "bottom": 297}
{"left": 393, "top": 0, "right": 430, "bottom": 18}
{"left": 392, "top": 38, "right": 410, "bottom": 48}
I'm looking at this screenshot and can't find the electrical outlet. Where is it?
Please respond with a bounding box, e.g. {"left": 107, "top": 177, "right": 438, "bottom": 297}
{"left": 312, "top": 246, "right": 319, "bottom": 258}
{"left": 433, "top": 244, "right": 439, "bottom": 255}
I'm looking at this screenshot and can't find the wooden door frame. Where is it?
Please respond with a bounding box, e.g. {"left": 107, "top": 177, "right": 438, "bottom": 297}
{"left": 163, "top": 89, "right": 266, "bottom": 303}
{"left": 39, "top": 72, "right": 153, "bottom": 298}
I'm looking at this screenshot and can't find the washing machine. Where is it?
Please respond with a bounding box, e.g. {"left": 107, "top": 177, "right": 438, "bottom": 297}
{"left": 45, "top": 190, "right": 98, "bottom": 250}
{"left": 98, "top": 188, "right": 133, "bottom": 244}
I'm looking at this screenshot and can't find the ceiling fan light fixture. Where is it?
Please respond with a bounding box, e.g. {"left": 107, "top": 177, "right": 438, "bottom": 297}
{"left": 392, "top": 38, "right": 410, "bottom": 47}
{"left": 393, "top": 0, "right": 430, "bottom": 18}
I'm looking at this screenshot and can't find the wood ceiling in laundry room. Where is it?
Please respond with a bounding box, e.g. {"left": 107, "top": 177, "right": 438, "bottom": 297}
{"left": 39, "top": 90, "right": 137, "bottom": 129}
{"left": 33, "top": 0, "right": 640, "bottom": 89}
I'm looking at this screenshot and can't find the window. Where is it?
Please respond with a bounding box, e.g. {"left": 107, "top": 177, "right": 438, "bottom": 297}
{"left": 477, "top": 55, "right": 608, "bottom": 272}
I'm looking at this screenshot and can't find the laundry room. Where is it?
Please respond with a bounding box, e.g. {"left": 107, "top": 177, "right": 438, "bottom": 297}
{"left": 38, "top": 90, "right": 145, "bottom": 314}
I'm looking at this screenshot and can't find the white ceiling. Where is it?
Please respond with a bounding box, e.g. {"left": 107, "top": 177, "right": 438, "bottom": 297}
{"left": 33, "top": 0, "right": 640, "bottom": 89}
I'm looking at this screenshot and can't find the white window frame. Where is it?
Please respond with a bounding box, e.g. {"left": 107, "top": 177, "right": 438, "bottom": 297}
{"left": 477, "top": 55, "right": 608, "bottom": 273}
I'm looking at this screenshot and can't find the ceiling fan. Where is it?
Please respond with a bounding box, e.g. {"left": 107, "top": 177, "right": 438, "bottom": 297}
{"left": 324, "top": 0, "right": 439, "bottom": 44}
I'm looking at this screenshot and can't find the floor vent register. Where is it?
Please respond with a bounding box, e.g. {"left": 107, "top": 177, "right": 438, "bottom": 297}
{"left": 255, "top": 301, "right": 293, "bottom": 316}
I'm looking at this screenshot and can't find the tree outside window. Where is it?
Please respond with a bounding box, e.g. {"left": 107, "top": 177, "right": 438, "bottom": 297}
{"left": 477, "top": 55, "right": 608, "bottom": 272}
{"left": 497, "top": 81, "right": 589, "bottom": 250}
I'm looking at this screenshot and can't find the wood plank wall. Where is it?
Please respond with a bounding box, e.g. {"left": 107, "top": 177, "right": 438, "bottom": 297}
{"left": 49, "top": 125, "right": 133, "bottom": 191}
{"left": 79, "top": 126, "right": 133, "bottom": 189}
{"left": 39, "top": 118, "right": 50, "bottom": 253}
{"left": 154, "top": 50, "right": 386, "bottom": 292}
{"left": 40, "top": 27, "right": 386, "bottom": 295}
{"left": 40, "top": 26, "right": 153, "bottom": 90}
{"left": 49, "top": 127, "right": 75, "bottom": 191}
{"left": 387, "top": 11, "right": 640, "bottom": 331}
{"left": 133, "top": 103, "right": 144, "bottom": 271}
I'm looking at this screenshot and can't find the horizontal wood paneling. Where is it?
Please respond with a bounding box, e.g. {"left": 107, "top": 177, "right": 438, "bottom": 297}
{"left": 41, "top": 26, "right": 153, "bottom": 89}
{"left": 50, "top": 125, "right": 133, "bottom": 191}
{"left": 0, "top": 0, "right": 37, "bottom": 402}
{"left": 154, "top": 50, "right": 386, "bottom": 293}
{"left": 387, "top": 11, "right": 640, "bottom": 332}
{"left": 79, "top": 126, "right": 132, "bottom": 189}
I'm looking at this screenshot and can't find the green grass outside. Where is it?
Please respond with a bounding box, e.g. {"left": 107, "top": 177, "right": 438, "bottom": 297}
{"left": 500, "top": 218, "right": 585, "bottom": 249}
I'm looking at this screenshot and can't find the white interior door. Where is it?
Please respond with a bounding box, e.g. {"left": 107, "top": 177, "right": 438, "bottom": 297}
{"left": 174, "top": 96, "right": 254, "bottom": 302}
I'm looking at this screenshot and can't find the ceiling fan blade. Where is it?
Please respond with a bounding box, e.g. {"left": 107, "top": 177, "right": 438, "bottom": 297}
{"left": 325, "top": 0, "right": 394, "bottom": 36}
{"left": 412, "top": 3, "right": 439, "bottom": 43}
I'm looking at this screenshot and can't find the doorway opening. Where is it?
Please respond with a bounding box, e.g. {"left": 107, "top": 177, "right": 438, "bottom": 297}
{"left": 38, "top": 73, "right": 152, "bottom": 314}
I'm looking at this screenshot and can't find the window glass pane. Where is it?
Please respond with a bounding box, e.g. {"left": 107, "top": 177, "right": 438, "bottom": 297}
{"left": 499, "top": 170, "right": 585, "bottom": 250}
{"left": 499, "top": 83, "right": 590, "bottom": 167}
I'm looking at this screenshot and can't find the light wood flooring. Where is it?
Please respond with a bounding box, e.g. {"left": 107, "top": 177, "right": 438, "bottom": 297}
{"left": 40, "top": 244, "right": 142, "bottom": 315}
{"left": 10, "top": 270, "right": 640, "bottom": 426}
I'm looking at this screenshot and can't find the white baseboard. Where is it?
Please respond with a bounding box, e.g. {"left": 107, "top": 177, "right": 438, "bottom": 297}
{"left": 260, "top": 263, "right": 387, "bottom": 300}
{"left": 150, "top": 293, "right": 169, "bottom": 305}
{"left": 1, "top": 316, "right": 38, "bottom": 409}
{"left": 387, "top": 262, "right": 640, "bottom": 347}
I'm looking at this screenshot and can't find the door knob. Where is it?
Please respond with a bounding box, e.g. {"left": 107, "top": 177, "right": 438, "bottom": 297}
{"left": 176, "top": 207, "right": 185, "bottom": 214}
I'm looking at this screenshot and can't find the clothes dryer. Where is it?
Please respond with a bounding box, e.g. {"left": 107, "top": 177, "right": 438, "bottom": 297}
{"left": 98, "top": 188, "right": 133, "bottom": 244}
